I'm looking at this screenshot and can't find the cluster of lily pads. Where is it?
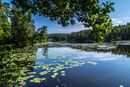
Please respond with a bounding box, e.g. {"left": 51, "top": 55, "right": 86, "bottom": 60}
{"left": 6, "top": 48, "right": 98, "bottom": 86}
{"left": 15, "top": 57, "right": 97, "bottom": 86}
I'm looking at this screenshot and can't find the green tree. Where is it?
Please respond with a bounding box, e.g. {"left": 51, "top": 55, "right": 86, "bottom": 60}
{"left": 11, "top": 7, "right": 36, "bottom": 47}
{"left": 48, "top": 34, "right": 68, "bottom": 42}
{"left": 67, "top": 30, "right": 92, "bottom": 43}
{"left": 0, "top": 1, "right": 11, "bottom": 43}
{"left": 12, "top": 0, "right": 114, "bottom": 43}
{"left": 77, "top": 1, "right": 114, "bottom": 43}
{"left": 37, "top": 25, "right": 48, "bottom": 42}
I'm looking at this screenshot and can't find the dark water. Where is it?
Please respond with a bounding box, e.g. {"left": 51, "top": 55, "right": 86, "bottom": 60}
{"left": 1, "top": 46, "right": 130, "bottom": 87}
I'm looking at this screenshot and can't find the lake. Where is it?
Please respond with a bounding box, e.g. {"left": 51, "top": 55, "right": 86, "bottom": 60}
{"left": 1, "top": 46, "right": 130, "bottom": 87}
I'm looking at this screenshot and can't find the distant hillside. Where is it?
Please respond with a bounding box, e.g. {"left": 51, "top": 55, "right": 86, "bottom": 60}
{"left": 48, "top": 23, "right": 130, "bottom": 43}
{"left": 48, "top": 33, "right": 69, "bottom": 42}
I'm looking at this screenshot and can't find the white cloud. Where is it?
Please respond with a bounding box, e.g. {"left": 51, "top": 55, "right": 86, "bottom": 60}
{"left": 112, "top": 18, "right": 122, "bottom": 26}
{"left": 48, "top": 22, "right": 87, "bottom": 33}
{"left": 112, "top": 17, "right": 130, "bottom": 26}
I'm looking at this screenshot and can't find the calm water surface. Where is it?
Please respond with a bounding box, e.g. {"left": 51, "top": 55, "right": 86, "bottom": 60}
{"left": 1, "top": 47, "right": 130, "bottom": 87}
{"left": 27, "top": 47, "right": 130, "bottom": 87}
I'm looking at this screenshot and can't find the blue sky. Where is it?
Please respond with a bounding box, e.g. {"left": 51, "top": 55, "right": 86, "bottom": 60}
{"left": 2, "top": 0, "right": 130, "bottom": 33}
{"left": 109, "top": 0, "right": 130, "bottom": 26}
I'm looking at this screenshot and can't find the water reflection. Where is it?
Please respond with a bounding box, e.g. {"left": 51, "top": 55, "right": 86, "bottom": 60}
{"left": 112, "top": 45, "right": 130, "bottom": 57}
{"left": 72, "top": 45, "right": 130, "bottom": 57}
{"left": 99, "top": 45, "right": 130, "bottom": 57}
{"left": 34, "top": 47, "right": 130, "bottom": 87}
{"left": 42, "top": 47, "right": 48, "bottom": 58}
{"left": 1, "top": 45, "right": 130, "bottom": 87}
{"left": 34, "top": 47, "right": 99, "bottom": 86}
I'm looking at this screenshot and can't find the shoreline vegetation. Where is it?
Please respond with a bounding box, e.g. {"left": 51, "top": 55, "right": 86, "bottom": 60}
{"left": 2, "top": 40, "right": 130, "bottom": 53}
{"left": 39, "top": 41, "right": 130, "bottom": 49}
{"left": 45, "top": 41, "right": 130, "bottom": 57}
{"left": 35, "top": 41, "right": 130, "bottom": 55}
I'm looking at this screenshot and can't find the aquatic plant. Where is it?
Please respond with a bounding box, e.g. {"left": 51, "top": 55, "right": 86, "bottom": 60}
{"left": 30, "top": 78, "right": 46, "bottom": 83}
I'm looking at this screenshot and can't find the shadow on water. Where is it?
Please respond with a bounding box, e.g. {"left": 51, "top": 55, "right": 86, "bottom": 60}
{"left": 42, "top": 47, "right": 48, "bottom": 58}
{"left": 112, "top": 45, "right": 130, "bottom": 57}
{"left": 100, "top": 45, "right": 130, "bottom": 57}
{"left": 72, "top": 45, "right": 130, "bottom": 57}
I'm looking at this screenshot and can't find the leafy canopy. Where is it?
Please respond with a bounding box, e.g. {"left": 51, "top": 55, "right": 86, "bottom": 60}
{"left": 12, "top": 0, "right": 114, "bottom": 43}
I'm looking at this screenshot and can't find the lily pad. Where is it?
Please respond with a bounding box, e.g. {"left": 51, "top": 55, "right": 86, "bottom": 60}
{"left": 17, "top": 77, "right": 29, "bottom": 81}
{"left": 19, "top": 80, "right": 26, "bottom": 85}
{"left": 40, "top": 71, "right": 48, "bottom": 75}
{"left": 30, "top": 78, "right": 46, "bottom": 83}
{"left": 51, "top": 73, "right": 58, "bottom": 78}
{"left": 33, "top": 66, "right": 38, "bottom": 69}
{"left": 29, "top": 72, "right": 36, "bottom": 75}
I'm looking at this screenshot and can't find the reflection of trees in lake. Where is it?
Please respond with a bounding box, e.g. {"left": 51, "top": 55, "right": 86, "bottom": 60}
{"left": 112, "top": 45, "right": 130, "bottom": 57}
{"left": 0, "top": 46, "right": 36, "bottom": 86}
{"left": 71, "top": 45, "right": 130, "bottom": 57}
{"left": 42, "top": 47, "right": 48, "bottom": 58}
{"left": 96, "top": 45, "right": 130, "bottom": 57}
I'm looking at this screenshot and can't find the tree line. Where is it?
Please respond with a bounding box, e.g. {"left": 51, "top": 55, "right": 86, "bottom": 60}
{"left": 104, "top": 23, "right": 130, "bottom": 42}
{"left": 48, "top": 23, "right": 130, "bottom": 43}
{"left": 48, "top": 34, "right": 69, "bottom": 42}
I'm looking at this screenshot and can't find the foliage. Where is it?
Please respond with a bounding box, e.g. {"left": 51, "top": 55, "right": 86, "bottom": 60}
{"left": 12, "top": 0, "right": 114, "bottom": 43}
{"left": 104, "top": 23, "right": 130, "bottom": 42}
{"left": 10, "top": 7, "right": 36, "bottom": 47}
{"left": 0, "top": 2, "right": 11, "bottom": 43}
{"left": 0, "top": 0, "right": 115, "bottom": 45}
{"left": 68, "top": 30, "right": 92, "bottom": 43}
{"left": 48, "top": 30, "right": 92, "bottom": 43}
{"left": 37, "top": 25, "right": 48, "bottom": 42}
{"left": 48, "top": 23, "right": 130, "bottom": 43}
{"left": 0, "top": 1, "right": 48, "bottom": 47}
{"left": 33, "top": 25, "right": 48, "bottom": 43}
{"left": 84, "top": 1, "right": 114, "bottom": 43}
{"left": 48, "top": 34, "right": 68, "bottom": 42}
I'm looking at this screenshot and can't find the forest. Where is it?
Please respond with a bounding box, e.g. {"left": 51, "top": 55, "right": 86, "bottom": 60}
{"left": 48, "top": 23, "right": 130, "bottom": 43}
